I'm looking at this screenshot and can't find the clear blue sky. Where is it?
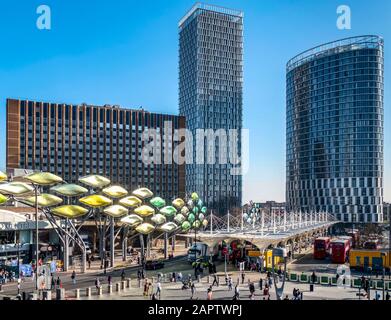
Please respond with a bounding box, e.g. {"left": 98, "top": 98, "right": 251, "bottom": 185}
{"left": 0, "top": 0, "right": 390, "bottom": 203}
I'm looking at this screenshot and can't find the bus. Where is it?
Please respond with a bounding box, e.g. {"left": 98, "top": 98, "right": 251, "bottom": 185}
{"left": 330, "top": 239, "right": 350, "bottom": 264}
{"left": 313, "top": 237, "right": 331, "bottom": 260}
{"left": 363, "top": 239, "right": 380, "bottom": 250}
{"left": 349, "top": 249, "right": 390, "bottom": 272}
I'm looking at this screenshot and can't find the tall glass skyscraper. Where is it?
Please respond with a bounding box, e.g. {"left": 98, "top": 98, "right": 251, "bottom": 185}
{"left": 179, "top": 3, "right": 243, "bottom": 214}
{"left": 286, "top": 35, "right": 384, "bottom": 223}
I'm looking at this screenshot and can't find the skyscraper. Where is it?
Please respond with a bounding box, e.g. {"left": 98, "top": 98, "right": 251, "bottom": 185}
{"left": 179, "top": 3, "right": 243, "bottom": 214}
{"left": 286, "top": 35, "right": 384, "bottom": 223}
{"left": 6, "top": 98, "right": 186, "bottom": 200}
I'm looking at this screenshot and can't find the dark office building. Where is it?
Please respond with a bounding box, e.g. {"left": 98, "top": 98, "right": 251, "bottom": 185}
{"left": 6, "top": 98, "right": 186, "bottom": 200}
{"left": 179, "top": 3, "right": 243, "bottom": 214}
{"left": 286, "top": 35, "right": 384, "bottom": 223}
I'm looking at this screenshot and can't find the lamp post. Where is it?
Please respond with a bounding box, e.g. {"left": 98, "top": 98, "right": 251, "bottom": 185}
{"left": 34, "top": 184, "right": 39, "bottom": 292}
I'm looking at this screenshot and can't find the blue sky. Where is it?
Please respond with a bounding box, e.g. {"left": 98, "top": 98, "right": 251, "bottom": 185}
{"left": 0, "top": 0, "right": 390, "bottom": 203}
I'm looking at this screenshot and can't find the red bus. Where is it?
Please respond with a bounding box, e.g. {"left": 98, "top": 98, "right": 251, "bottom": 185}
{"left": 313, "top": 237, "right": 331, "bottom": 259}
{"left": 330, "top": 239, "right": 350, "bottom": 264}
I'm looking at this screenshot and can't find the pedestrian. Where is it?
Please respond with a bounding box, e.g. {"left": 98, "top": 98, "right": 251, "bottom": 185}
{"left": 241, "top": 272, "right": 245, "bottom": 284}
{"left": 234, "top": 284, "right": 240, "bottom": 300}
{"left": 228, "top": 277, "right": 233, "bottom": 291}
{"left": 17, "top": 278, "right": 21, "bottom": 295}
{"left": 71, "top": 270, "right": 76, "bottom": 285}
{"left": 259, "top": 277, "right": 263, "bottom": 290}
{"left": 143, "top": 280, "right": 148, "bottom": 297}
{"left": 56, "top": 276, "right": 61, "bottom": 288}
{"left": 108, "top": 275, "right": 112, "bottom": 286}
{"left": 121, "top": 269, "right": 126, "bottom": 281}
{"left": 95, "top": 277, "right": 100, "bottom": 290}
{"left": 156, "top": 280, "right": 162, "bottom": 299}
{"left": 190, "top": 282, "right": 196, "bottom": 299}
{"left": 284, "top": 295, "right": 289, "bottom": 300}
{"left": 249, "top": 282, "right": 255, "bottom": 299}
{"left": 207, "top": 286, "right": 213, "bottom": 300}
{"left": 212, "top": 274, "right": 218, "bottom": 287}
{"left": 51, "top": 276, "right": 55, "bottom": 290}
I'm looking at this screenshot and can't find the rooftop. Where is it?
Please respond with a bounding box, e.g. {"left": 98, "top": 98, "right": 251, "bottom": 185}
{"left": 179, "top": 2, "right": 243, "bottom": 27}
{"left": 286, "top": 35, "right": 383, "bottom": 72}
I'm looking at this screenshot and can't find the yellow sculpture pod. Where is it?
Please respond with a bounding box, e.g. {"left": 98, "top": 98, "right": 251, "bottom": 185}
{"left": 102, "top": 185, "right": 128, "bottom": 198}
{"left": 158, "top": 222, "right": 178, "bottom": 233}
{"left": 24, "top": 172, "right": 63, "bottom": 186}
{"left": 79, "top": 175, "right": 111, "bottom": 188}
{"left": 0, "top": 194, "right": 8, "bottom": 204}
{"left": 135, "top": 223, "right": 155, "bottom": 235}
{"left": 132, "top": 187, "right": 153, "bottom": 199}
{"left": 79, "top": 194, "right": 112, "bottom": 208}
{"left": 120, "top": 214, "right": 143, "bottom": 227}
{"left": 103, "top": 205, "right": 129, "bottom": 218}
{"left": 0, "top": 171, "right": 7, "bottom": 182}
{"left": 51, "top": 205, "right": 89, "bottom": 219}
{"left": 172, "top": 198, "right": 185, "bottom": 209}
{"left": 51, "top": 184, "right": 88, "bottom": 197}
{"left": 180, "top": 206, "right": 190, "bottom": 216}
{"left": 119, "top": 196, "right": 142, "bottom": 208}
{"left": 0, "top": 182, "right": 34, "bottom": 195}
{"left": 23, "top": 194, "right": 63, "bottom": 207}
{"left": 134, "top": 205, "right": 155, "bottom": 217}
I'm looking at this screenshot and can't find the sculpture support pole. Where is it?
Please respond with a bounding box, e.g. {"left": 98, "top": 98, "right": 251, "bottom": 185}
{"left": 110, "top": 217, "right": 115, "bottom": 268}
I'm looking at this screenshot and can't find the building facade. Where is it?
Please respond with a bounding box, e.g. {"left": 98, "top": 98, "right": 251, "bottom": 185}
{"left": 383, "top": 202, "right": 390, "bottom": 223}
{"left": 286, "top": 35, "right": 384, "bottom": 223}
{"left": 6, "top": 98, "right": 186, "bottom": 200}
{"left": 179, "top": 3, "right": 243, "bottom": 214}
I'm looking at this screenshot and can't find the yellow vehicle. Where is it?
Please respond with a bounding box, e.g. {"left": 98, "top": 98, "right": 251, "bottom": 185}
{"left": 264, "top": 249, "right": 284, "bottom": 271}
{"left": 349, "top": 249, "right": 390, "bottom": 272}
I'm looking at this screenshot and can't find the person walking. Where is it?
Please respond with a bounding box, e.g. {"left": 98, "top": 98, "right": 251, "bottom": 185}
{"left": 249, "top": 282, "right": 255, "bottom": 299}
{"left": 228, "top": 277, "right": 233, "bottom": 291}
{"left": 95, "top": 277, "right": 100, "bottom": 290}
{"left": 108, "top": 275, "right": 112, "bottom": 286}
{"left": 56, "top": 276, "right": 61, "bottom": 288}
{"left": 212, "top": 274, "right": 218, "bottom": 287}
{"left": 259, "top": 277, "right": 263, "bottom": 290}
{"left": 207, "top": 286, "right": 213, "bottom": 300}
{"left": 17, "top": 278, "right": 21, "bottom": 295}
{"left": 190, "top": 282, "right": 196, "bottom": 299}
{"left": 51, "top": 276, "right": 55, "bottom": 290}
{"left": 71, "top": 270, "right": 76, "bottom": 285}
{"left": 121, "top": 269, "right": 126, "bottom": 281}
{"left": 234, "top": 284, "right": 240, "bottom": 300}
{"left": 156, "top": 281, "right": 162, "bottom": 299}
{"left": 241, "top": 272, "right": 245, "bottom": 284}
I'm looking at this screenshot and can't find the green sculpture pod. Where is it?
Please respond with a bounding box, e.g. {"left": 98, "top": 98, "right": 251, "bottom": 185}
{"left": 150, "top": 197, "right": 166, "bottom": 209}
{"left": 160, "top": 206, "right": 177, "bottom": 218}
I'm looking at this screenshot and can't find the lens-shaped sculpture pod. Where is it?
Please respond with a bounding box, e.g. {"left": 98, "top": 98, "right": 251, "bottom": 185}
{"left": 172, "top": 198, "right": 185, "bottom": 209}
{"left": 158, "top": 222, "right": 178, "bottom": 233}
{"left": 0, "top": 182, "right": 34, "bottom": 195}
{"left": 149, "top": 197, "right": 166, "bottom": 209}
{"left": 120, "top": 214, "right": 143, "bottom": 227}
{"left": 79, "top": 175, "right": 111, "bottom": 188}
{"left": 51, "top": 184, "right": 88, "bottom": 197}
{"left": 174, "top": 213, "right": 185, "bottom": 225}
{"left": 51, "top": 205, "right": 89, "bottom": 219}
{"left": 0, "top": 194, "right": 8, "bottom": 205}
{"left": 160, "top": 206, "right": 177, "bottom": 218}
{"left": 103, "top": 205, "right": 128, "bottom": 218}
{"left": 132, "top": 188, "right": 153, "bottom": 199}
{"left": 192, "top": 206, "right": 199, "bottom": 214}
{"left": 134, "top": 205, "right": 155, "bottom": 217}
{"left": 0, "top": 171, "right": 7, "bottom": 182}
{"left": 23, "top": 194, "right": 63, "bottom": 207}
{"left": 192, "top": 220, "right": 201, "bottom": 229}
{"left": 79, "top": 195, "right": 112, "bottom": 208}
{"left": 187, "top": 213, "right": 195, "bottom": 224}
{"left": 24, "top": 172, "right": 63, "bottom": 186}
{"left": 202, "top": 219, "right": 208, "bottom": 228}
{"left": 197, "top": 199, "right": 203, "bottom": 207}
{"left": 119, "top": 196, "right": 142, "bottom": 208}
{"left": 198, "top": 213, "right": 205, "bottom": 221}
{"left": 191, "top": 192, "right": 199, "bottom": 201}
{"left": 135, "top": 223, "right": 155, "bottom": 235}
{"left": 151, "top": 213, "right": 166, "bottom": 225}
{"left": 201, "top": 206, "right": 207, "bottom": 214}
{"left": 180, "top": 206, "right": 190, "bottom": 217}
{"left": 187, "top": 199, "right": 194, "bottom": 210}
{"left": 181, "top": 221, "right": 191, "bottom": 232}
{"left": 102, "top": 185, "right": 128, "bottom": 199}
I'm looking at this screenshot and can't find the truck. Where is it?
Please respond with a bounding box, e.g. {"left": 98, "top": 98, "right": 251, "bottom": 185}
{"left": 187, "top": 242, "right": 209, "bottom": 263}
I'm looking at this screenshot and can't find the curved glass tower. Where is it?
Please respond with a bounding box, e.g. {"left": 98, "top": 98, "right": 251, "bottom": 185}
{"left": 286, "top": 35, "right": 384, "bottom": 223}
